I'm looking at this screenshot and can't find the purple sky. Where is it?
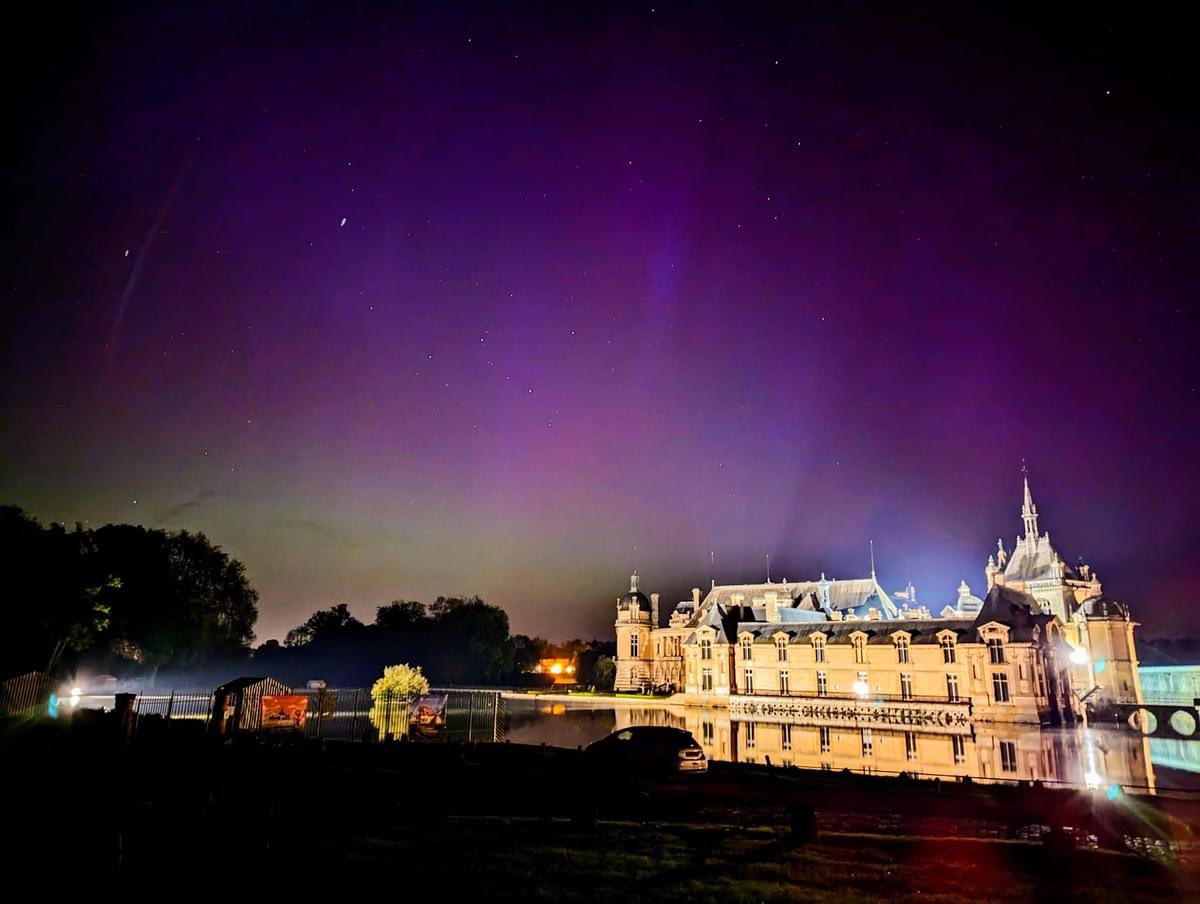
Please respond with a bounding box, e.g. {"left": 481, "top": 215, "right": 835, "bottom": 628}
{"left": 3, "top": 3, "right": 1197, "bottom": 642}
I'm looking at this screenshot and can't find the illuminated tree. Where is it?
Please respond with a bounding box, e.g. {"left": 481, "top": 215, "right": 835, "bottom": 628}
{"left": 369, "top": 663, "right": 430, "bottom": 738}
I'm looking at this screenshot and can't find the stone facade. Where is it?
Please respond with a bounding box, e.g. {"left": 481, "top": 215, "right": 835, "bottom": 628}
{"left": 613, "top": 477, "right": 1145, "bottom": 721}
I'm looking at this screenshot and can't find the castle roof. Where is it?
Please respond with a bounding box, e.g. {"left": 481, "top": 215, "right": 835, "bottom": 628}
{"left": 1003, "top": 535, "right": 1076, "bottom": 583}
{"left": 697, "top": 575, "right": 899, "bottom": 621}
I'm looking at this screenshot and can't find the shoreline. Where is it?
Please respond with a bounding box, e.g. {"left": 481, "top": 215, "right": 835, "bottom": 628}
{"left": 502, "top": 691, "right": 685, "bottom": 707}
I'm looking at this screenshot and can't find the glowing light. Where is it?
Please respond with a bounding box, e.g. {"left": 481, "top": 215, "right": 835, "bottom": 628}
{"left": 852, "top": 680, "right": 870, "bottom": 699}
{"left": 1084, "top": 769, "right": 1102, "bottom": 788}
{"left": 1095, "top": 658, "right": 1107, "bottom": 674}
{"left": 1106, "top": 783, "right": 1122, "bottom": 800}
{"left": 565, "top": 665, "right": 575, "bottom": 674}
{"left": 47, "top": 694, "right": 59, "bottom": 719}
{"left": 69, "top": 687, "right": 82, "bottom": 707}
{"left": 550, "top": 663, "right": 563, "bottom": 675}
{"left": 1069, "top": 646, "right": 1089, "bottom": 666}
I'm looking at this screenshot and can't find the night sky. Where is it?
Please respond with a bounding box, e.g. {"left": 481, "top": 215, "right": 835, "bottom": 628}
{"left": 3, "top": 3, "right": 1197, "bottom": 643}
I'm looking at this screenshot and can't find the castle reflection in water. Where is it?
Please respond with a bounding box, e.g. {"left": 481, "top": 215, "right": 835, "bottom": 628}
{"left": 506, "top": 699, "right": 1159, "bottom": 794}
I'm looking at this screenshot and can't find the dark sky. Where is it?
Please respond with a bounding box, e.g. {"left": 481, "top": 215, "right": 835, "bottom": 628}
{"left": 3, "top": 2, "right": 1197, "bottom": 643}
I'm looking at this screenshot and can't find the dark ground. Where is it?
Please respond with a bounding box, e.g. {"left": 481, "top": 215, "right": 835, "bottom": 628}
{"left": 5, "top": 719, "right": 1199, "bottom": 899}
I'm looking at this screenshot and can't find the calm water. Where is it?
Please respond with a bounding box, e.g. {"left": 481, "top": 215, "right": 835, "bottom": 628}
{"left": 506, "top": 697, "right": 1200, "bottom": 794}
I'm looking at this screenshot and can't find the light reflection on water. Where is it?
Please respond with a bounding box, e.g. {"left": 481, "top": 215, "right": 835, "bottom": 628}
{"left": 506, "top": 699, "right": 1200, "bottom": 794}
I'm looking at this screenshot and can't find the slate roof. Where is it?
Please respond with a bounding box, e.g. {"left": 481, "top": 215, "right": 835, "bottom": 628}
{"left": 1003, "top": 535, "right": 1076, "bottom": 584}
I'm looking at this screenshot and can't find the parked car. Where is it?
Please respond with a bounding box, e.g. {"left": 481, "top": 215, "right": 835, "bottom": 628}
{"left": 583, "top": 726, "right": 707, "bottom": 776}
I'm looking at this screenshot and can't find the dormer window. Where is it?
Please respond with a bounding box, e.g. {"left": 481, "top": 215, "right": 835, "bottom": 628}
{"left": 812, "top": 635, "right": 826, "bottom": 663}
{"left": 940, "top": 634, "right": 957, "bottom": 664}
{"left": 699, "top": 637, "right": 713, "bottom": 660}
{"left": 775, "top": 636, "right": 788, "bottom": 662}
{"left": 740, "top": 636, "right": 753, "bottom": 661}
{"left": 852, "top": 635, "right": 867, "bottom": 665}
{"left": 894, "top": 635, "right": 910, "bottom": 664}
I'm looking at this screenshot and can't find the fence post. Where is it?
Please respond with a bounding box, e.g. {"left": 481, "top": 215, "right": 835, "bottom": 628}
{"left": 165, "top": 690, "right": 175, "bottom": 721}
{"left": 467, "top": 693, "right": 475, "bottom": 743}
{"left": 493, "top": 692, "right": 500, "bottom": 742}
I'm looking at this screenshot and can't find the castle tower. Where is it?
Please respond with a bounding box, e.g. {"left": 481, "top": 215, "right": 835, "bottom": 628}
{"left": 613, "top": 571, "right": 653, "bottom": 692}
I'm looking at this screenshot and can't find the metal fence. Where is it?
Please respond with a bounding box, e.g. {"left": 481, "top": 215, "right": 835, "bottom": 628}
{"left": 66, "top": 687, "right": 508, "bottom": 744}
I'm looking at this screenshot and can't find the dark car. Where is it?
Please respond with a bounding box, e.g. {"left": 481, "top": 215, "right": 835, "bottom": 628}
{"left": 583, "top": 726, "right": 708, "bottom": 776}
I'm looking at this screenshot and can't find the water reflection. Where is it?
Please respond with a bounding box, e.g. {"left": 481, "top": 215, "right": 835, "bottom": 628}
{"left": 506, "top": 698, "right": 1166, "bottom": 794}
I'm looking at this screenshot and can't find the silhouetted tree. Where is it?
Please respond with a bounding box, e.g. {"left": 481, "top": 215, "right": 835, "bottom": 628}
{"left": 375, "top": 600, "right": 427, "bottom": 629}
{"left": 284, "top": 603, "right": 362, "bottom": 647}
{"left": 0, "top": 506, "right": 258, "bottom": 679}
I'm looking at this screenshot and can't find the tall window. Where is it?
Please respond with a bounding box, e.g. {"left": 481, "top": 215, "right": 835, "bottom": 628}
{"left": 861, "top": 728, "right": 873, "bottom": 756}
{"left": 900, "top": 673, "right": 913, "bottom": 701}
{"left": 817, "top": 671, "right": 828, "bottom": 697}
{"left": 776, "top": 637, "right": 788, "bottom": 662}
{"left": 947, "top": 673, "right": 960, "bottom": 702}
{"left": 1036, "top": 668, "right": 1048, "bottom": 698}
{"left": 896, "top": 636, "right": 910, "bottom": 664}
{"left": 853, "top": 637, "right": 866, "bottom": 664}
{"left": 630, "top": 634, "right": 639, "bottom": 657}
{"left": 741, "top": 637, "right": 753, "bottom": 660}
{"left": 1000, "top": 740, "right": 1017, "bottom": 773}
{"left": 940, "top": 635, "right": 956, "bottom": 664}
{"left": 992, "top": 671, "right": 1011, "bottom": 703}
{"left": 700, "top": 637, "right": 712, "bottom": 660}
{"left": 987, "top": 637, "right": 1006, "bottom": 664}
{"left": 952, "top": 734, "right": 966, "bottom": 764}
{"left": 702, "top": 721, "right": 714, "bottom": 745}
{"left": 701, "top": 668, "right": 713, "bottom": 691}
{"left": 819, "top": 726, "right": 831, "bottom": 753}
{"left": 781, "top": 724, "right": 792, "bottom": 751}
{"left": 905, "top": 731, "right": 918, "bottom": 760}
{"left": 743, "top": 668, "right": 754, "bottom": 694}
{"left": 779, "top": 670, "right": 790, "bottom": 695}
{"left": 745, "top": 722, "right": 756, "bottom": 749}
{"left": 812, "top": 636, "right": 826, "bottom": 663}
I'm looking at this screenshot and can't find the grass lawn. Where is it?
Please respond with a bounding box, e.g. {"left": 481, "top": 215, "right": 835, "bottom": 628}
{"left": 335, "top": 815, "right": 1195, "bottom": 901}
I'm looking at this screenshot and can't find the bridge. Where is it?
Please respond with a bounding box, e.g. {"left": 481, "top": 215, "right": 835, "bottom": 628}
{"left": 1089, "top": 700, "right": 1199, "bottom": 740}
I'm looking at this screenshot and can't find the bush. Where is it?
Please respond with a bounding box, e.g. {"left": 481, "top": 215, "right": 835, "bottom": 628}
{"left": 369, "top": 663, "right": 430, "bottom": 738}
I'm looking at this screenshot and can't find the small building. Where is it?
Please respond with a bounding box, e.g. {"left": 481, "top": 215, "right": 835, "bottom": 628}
{"left": 211, "top": 676, "right": 291, "bottom": 736}
{"left": 1, "top": 671, "right": 54, "bottom": 717}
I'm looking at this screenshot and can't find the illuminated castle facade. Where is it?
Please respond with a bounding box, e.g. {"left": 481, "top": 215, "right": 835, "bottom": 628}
{"left": 614, "top": 478, "right": 1143, "bottom": 725}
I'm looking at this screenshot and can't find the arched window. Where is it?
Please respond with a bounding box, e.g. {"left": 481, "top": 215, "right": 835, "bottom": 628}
{"left": 895, "top": 635, "right": 910, "bottom": 664}
{"left": 740, "top": 636, "right": 753, "bottom": 660}
{"left": 812, "top": 635, "right": 826, "bottom": 663}
{"left": 775, "top": 636, "right": 788, "bottom": 662}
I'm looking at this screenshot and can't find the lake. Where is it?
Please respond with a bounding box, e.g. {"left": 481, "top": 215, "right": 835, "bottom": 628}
{"left": 505, "top": 696, "right": 1200, "bottom": 794}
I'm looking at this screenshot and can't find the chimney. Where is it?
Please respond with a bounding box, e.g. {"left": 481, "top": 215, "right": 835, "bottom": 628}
{"left": 691, "top": 587, "right": 702, "bottom": 606}
{"left": 765, "top": 591, "right": 780, "bottom": 623}
{"left": 650, "top": 592, "right": 660, "bottom": 627}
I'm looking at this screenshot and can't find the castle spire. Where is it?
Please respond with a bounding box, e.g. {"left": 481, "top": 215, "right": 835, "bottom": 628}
{"left": 1021, "top": 472, "right": 1039, "bottom": 541}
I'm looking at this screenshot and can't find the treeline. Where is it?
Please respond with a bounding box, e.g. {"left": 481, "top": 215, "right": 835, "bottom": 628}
{"left": 1, "top": 506, "right": 257, "bottom": 681}
{"left": 258, "top": 600, "right": 615, "bottom": 689}
{"left": 2, "top": 506, "right": 615, "bottom": 691}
